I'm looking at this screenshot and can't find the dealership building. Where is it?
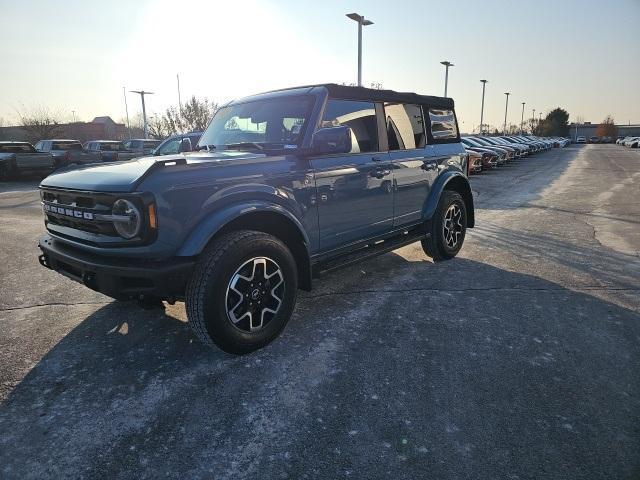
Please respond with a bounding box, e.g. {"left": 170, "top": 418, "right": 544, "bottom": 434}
{"left": 569, "top": 122, "right": 640, "bottom": 141}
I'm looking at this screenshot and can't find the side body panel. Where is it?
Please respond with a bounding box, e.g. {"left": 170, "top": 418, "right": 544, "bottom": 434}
{"left": 310, "top": 151, "right": 393, "bottom": 251}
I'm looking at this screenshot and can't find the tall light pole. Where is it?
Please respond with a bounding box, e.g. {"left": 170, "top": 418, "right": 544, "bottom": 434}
{"left": 177, "top": 73, "right": 182, "bottom": 111}
{"left": 503, "top": 92, "right": 510, "bottom": 135}
{"left": 440, "top": 61, "right": 454, "bottom": 97}
{"left": 531, "top": 108, "right": 535, "bottom": 134}
{"left": 130, "top": 90, "right": 154, "bottom": 139}
{"left": 123, "top": 87, "right": 131, "bottom": 139}
{"left": 346, "top": 13, "right": 373, "bottom": 87}
{"left": 520, "top": 102, "right": 526, "bottom": 135}
{"left": 479, "top": 80, "right": 488, "bottom": 135}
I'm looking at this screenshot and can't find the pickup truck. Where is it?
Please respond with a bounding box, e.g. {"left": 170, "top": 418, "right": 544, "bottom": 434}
{"left": 37, "top": 83, "right": 474, "bottom": 354}
{"left": 84, "top": 140, "right": 129, "bottom": 162}
{"left": 0, "top": 141, "right": 55, "bottom": 178}
{"left": 120, "top": 139, "right": 161, "bottom": 157}
{"left": 34, "top": 139, "right": 95, "bottom": 169}
{"left": 84, "top": 139, "right": 162, "bottom": 162}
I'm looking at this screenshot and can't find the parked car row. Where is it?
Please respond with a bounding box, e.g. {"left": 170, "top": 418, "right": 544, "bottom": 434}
{"left": 586, "top": 136, "right": 617, "bottom": 143}
{"left": 0, "top": 133, "right": 204, "bottom": 179}
{"left": 616, "top": 136, "right": 640, "bottom": 148}
{"left": 461, "top": 135, "right": 567, "bottom": 175}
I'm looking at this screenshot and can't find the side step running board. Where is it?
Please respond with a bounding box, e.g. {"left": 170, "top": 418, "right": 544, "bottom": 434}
{"left": 312, "top": 230, "right": 429, "bottom": 277}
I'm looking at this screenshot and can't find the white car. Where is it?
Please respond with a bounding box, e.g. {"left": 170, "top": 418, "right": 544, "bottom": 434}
{"left": 626, "top": 137, "right": 640, "bottom": 148}
{"left": 623, "top": 137, "right": 640, "bottom": 147}
{"left": 576, "top": 136, "right": 587, "bottom": 144}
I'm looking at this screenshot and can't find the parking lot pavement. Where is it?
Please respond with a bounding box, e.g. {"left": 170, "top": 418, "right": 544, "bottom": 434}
{"left": 0, "top": 145, "right": 639, "bottom": 479}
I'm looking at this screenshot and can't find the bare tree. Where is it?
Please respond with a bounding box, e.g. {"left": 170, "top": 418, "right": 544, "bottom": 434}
{"left": 594, "top": 115, "right": 617, "bottom": 138}
{"left": 148, "top": 116, "right": 170, "bottom": 140}
{"left": 164, "top": 96, "right": 218, "bottom": 134}
{"left": 17, "top": 106, "right": 63, "bottom": 142}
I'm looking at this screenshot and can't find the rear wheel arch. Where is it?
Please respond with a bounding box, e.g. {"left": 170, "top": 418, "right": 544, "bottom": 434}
{"left": 424, "top": 173, "right": 475, "bottom": 228}
{"left": 443, "top": 176, "right": 474, "bottom": 228}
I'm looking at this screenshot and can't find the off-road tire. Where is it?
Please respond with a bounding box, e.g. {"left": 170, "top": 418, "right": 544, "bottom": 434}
{"left": 421, "top": 190, "right": 467, "bottom": 262}
{"left": 186, "top": 230, "right": 298, "bottom": 354}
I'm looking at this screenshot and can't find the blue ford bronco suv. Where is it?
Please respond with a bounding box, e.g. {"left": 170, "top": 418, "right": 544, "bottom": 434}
{"left": 38, "top": 84, "right": 474, "bottom": 354}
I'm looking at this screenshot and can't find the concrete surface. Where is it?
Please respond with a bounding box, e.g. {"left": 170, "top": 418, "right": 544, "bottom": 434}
{"left": 0, "top": 145, "right": 638, "bottom": 479}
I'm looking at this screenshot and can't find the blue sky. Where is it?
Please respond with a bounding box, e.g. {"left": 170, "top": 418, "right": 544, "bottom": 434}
{"left": 0, "top": 0, "right": 638, "bottom": 132}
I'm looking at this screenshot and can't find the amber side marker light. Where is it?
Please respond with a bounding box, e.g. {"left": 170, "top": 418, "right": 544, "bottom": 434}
{"left": 148, "top": 203, "right": 157, "bottom": 229}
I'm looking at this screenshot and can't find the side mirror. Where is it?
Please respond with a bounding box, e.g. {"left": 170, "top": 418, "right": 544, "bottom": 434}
{"left": 311, "top": 126, "right": 352, "bottom": 155}
{"left": 180, "top": 137, "right": 193, "bottom": 153}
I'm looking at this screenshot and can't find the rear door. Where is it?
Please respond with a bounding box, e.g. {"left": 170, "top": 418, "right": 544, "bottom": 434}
{"left": 311, "top": 99, "right": 393, "bottom": 251}
{"left": 384, "top": 102, "right": 436, "bottom": 227}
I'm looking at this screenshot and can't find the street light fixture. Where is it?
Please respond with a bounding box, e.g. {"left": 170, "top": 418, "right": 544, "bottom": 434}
{"left": 520, "top": 102, "right": 526, "bottom": 135}
{"left": 130, "top": 90, "right": 154, "bottom": 139}
{"left": 479, "top": 80, "right": 488, "bottom": 135}
{"left": 440, "top": 61, "right": 454, "bottom": 97}
{"left": 532, "top": 108, "right": 536, "bottom": 134}
{"left": 346, "top": 13, "right": 374, "bottom": 87}
{"left": 503, "top": 92, "right": 510, "bottom": 135}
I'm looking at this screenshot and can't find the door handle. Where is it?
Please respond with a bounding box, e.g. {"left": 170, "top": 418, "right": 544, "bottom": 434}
{"left": 371, "top": 168, "right": 391, "bottom": 179}
{"left": 372, "top": 155, "right": 386, "bottom": 162}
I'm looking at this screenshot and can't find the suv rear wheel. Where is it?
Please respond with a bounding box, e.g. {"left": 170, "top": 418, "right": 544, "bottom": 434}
{"left": 421, "top": 190, "right": 467, "bottom": 262}
{"left": 186, "top": 230, "right": 298, "bottom": 354}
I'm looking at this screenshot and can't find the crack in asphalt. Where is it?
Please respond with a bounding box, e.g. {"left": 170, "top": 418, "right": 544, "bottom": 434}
{"left": 303, "top": 285, "right": 640, "bottom": 299}
{"left": 0, "top": 301, "right": 110, "bottom": 313}
{"left": 4, "top": 284, "right": 640, "bottom": 312}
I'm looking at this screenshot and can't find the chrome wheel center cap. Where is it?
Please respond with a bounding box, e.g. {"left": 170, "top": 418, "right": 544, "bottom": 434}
{"left": 251, "top": 288, "right": 261, "bottom": 300}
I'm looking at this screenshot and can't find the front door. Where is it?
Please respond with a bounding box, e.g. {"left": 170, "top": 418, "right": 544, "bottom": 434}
{"left": 311, "top": 99, "right": 393, "bottom": 252}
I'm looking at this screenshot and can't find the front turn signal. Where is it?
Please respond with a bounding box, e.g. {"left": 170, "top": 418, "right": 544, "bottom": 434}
{"left": 148, "top": 203, "right": 157, "bottom": 230}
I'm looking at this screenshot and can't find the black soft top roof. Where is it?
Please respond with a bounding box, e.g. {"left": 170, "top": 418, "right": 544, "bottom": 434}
{"left": 321, "top": 83, "right": 454, "bottom": 109}
{"left": 251, "top": 83, "right": 455, "bottom": 109}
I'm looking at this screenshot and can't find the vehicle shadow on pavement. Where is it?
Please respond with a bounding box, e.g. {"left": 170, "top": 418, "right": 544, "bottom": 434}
{"left": 1, "top": 254, "right": 639, "bottom": 479}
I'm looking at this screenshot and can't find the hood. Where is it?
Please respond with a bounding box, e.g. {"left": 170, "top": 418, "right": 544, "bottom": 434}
{"left": 40, "top": 150, "right": 267, "bottom": 192}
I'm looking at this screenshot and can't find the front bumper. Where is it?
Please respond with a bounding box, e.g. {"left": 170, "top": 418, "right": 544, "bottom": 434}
{"left": 38, "top": 234, "right": 195, "bottom": 300}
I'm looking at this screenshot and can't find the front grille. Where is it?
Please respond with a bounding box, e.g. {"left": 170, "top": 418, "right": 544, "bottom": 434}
{"left": 41, "top": 188, "right": 118, "bottom": 237}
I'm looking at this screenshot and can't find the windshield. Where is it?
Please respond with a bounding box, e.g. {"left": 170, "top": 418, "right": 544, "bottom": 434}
{"left": 198, "top": 96, "right": 313, "bottom": 150}
{"left": 98, "top": 142, "right": 122, "bottom": 151}
{"left": 462, "top": 138, "right": 482, "bottom": 147}
{"left": 52, "top": 141, "right": 83, "bottom": 150}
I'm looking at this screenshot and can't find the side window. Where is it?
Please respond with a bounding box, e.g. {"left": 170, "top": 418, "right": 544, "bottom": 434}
{"left": 321, "top": 99, "right": 378, "bottom": 153}
{"left": 34, "top": 141, "right": 42, "bottom": 151}
{"left": 428, "top": 108, "right": 458, "bottom": 141}
{"left": 385, "top": 103, "right": 426, "bottom": 150}
{"left": 157, "top": 138, "right": 181, "bottom": 155}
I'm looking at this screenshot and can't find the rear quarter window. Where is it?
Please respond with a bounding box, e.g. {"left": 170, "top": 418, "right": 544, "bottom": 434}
{"left": 427, "top": 108, "right": 459, "bottom": 143}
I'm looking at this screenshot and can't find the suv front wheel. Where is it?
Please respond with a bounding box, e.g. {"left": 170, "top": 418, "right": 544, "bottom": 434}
{"left": 186, "top": 230, "right": 298, "bottom": 354}
{"left": 421, "top": 190, "right": 467, "bottom": 262}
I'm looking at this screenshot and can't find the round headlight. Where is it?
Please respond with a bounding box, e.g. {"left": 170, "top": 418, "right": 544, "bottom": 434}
{"left": 112, "top": 199, "right": 142, "bottom": 239}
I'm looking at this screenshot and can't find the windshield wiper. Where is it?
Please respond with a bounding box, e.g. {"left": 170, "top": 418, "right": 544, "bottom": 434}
{"left": 195, "top": 144, "right": 216, "bottom": 151}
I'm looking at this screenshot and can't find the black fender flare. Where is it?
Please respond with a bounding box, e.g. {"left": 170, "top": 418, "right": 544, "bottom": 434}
{"left": 422, "top": 171, "right": 475, "bottom": 228}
